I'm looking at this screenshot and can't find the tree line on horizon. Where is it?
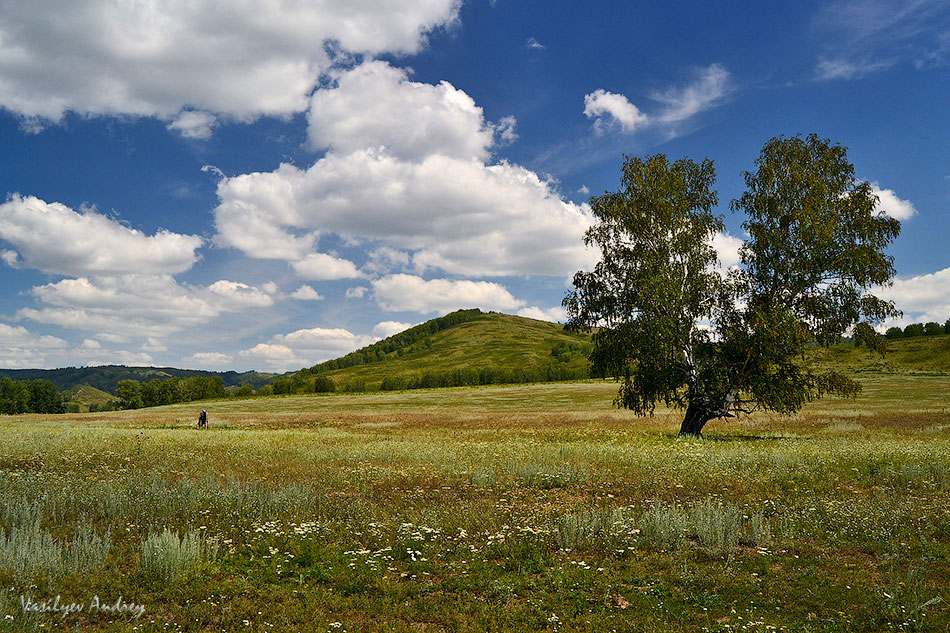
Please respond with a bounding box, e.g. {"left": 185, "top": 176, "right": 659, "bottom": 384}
{"left": 109, "top": 341, "right": 594, "bottom": 409}
{"left": 882, "top": 319, "right": 950, "bottom": 340}
{"left": 5, "top": 313, "right": 948, "bottom": 416}
{"left": 0, "top": 377, "right": 66, "bottom": 414}
{"left": 113, "top": 376, "right": 230, "bottom": 409}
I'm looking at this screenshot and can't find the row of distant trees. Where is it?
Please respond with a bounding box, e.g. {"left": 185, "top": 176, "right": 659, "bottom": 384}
{"left": 380, "top": 364, "right": 589, "bottom": 391}
{"left": 0, "top": 378, "right": 65, "bottom": 414}
{"left": 114, "top": 376, "right": 230, "bottom": 409}
{"left": 883, "top": 319, "right": 950, "bottom": 340}
{"left": 265, "top": 362, "right": 591, "bottom": 396}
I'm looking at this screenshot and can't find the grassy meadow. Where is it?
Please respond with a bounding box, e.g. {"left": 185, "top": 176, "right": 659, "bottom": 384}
{"left": 1, "top": 376, "right": 948, "bottom": 632}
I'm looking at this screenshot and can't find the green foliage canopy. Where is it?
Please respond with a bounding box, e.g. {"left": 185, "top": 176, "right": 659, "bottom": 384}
{"left": 0, "top": 377, "right": 31, "bottom": 414}
{"left": 0, "top": 378, "right": 66, "bottom": 414}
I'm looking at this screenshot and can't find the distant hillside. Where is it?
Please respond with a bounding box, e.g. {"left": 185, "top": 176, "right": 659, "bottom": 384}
{"left": 813, "top": 333, "right": 950, "bottom": 374}
{"left": 64, "top": 384, "right": 116, "bottom": 405}
{"left": 294, "top": 309, "right": 593, "bottom": 391}
{"left": 0, "top": 365, "right": 277, "bottom": 395}
{"left": 61, "top": 384, "right": 118, "bottom": 413}
{"left": 294, "top": 312, "right": 950, "bottom": 393}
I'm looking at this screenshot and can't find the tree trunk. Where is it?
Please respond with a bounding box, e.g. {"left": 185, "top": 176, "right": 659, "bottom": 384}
{"left": 678, "top": 400, "right": 711, "bottom": 438}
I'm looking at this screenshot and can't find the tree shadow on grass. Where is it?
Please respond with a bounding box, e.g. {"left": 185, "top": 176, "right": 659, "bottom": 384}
{"left": 679, "top": 433, "right": 816, "bottom": 443}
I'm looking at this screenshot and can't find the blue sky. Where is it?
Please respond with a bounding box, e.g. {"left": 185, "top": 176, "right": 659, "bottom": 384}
{"left": 0, "top": 0, "right": 948, "bottom": 372}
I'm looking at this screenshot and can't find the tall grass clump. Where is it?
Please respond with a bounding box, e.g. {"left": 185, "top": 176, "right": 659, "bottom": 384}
{"left": 0, "top": 521, "right": 111, "bottom": 579}
{"left": 1, "top": 497, "right": 46, "bottom": 531}
{"left": 0, "top": 522, "right": 60, "bottom": 578}
{"left": 467, "top": 467, "right": 495, "bottom": 488}
{"left": 65, "top": 524, "right": 113, "bottom": 574}
{"left": 747, "top": 509, "right": 772, "bottom": 547}
{"left": 554, "top": 507, "right": 629, "bottom": 551}
{"left": 689, "top": 499, "right": 741, "bottom": 557}
{"left": 638, "top": 502, "right": 688, "bottom": 551}
{"left": 141, "top": 528, "right": 216, "bottom": 582}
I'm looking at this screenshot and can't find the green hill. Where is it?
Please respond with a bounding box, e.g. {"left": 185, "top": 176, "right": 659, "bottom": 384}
{"left": 813, "top": 333, "right": 950, "bottom": 374}
{"left": 61, "top": 384, "right": 119, "bottom": 412}
{"left": 295, "top": 309, "right": 593, "bottom": 391}
{"left": 293, "top": 311, "right": 950, "bottom": 393}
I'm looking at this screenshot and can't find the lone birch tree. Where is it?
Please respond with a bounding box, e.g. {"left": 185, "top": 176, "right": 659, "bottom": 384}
{"left": 564, "top": 135, "right": 901, "bottom": 437}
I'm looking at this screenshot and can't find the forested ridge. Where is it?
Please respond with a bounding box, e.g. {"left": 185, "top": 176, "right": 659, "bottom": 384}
{"left": 0, "top": 365, "right": 275, "bottom": 394}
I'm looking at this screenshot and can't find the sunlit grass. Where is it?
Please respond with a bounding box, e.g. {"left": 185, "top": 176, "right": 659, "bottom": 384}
{"left": 0, "top": 376, "right": 947, "bottom": 631}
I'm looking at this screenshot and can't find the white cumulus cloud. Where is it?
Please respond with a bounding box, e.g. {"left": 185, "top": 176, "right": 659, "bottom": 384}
{"left": 185, "top": 352, "right": 234, "bottom": 369}
{"left": 491, "top": 115, "right": 518, "bottom": 145}
{"left": 583, "top": 90, "right": 649, "bottom": 133}
{"left": 167, "top": 110, "right": 218, "bottom": 140}
{"left": 0, "top": 322, "right": 67, "bottom": 369}
{"left": 308, "top": 61, "right": 495, "bottom": 161}
{"left": 0, "top": 195, "right": 203, "bottom": 276}
{"left": 19, "top": 275, "right": 275, "bottom": 338}
{"left": 876, "top": 267, "right": 950, "bottom": 323}
{"left": 239, "top": 343, "right": 300, "bottom": 363}
{"left": 207, "top": 280, "right": 275, "bottom": 309}
{"left": 240, "top": 326, "right": 378, "bottom": 371}
{"left": 0, "top": 1, "right": 461, "bottom": 131}
{"left": 372, "top": 274, "right": 525, "bottom": 314}
{"left": 213, "top": 151, "right": 594, "bottom": 277}
{"left": 517, "top": 306, "right": 567, "bottom": 322}
{"left": 291, "top": 252, "right": 366, "bottom": 280}
{"left": 79, "top": 349, "right": 155, "bottom": 367}
{"left": 366, "top": 247, "right": 411, "bottom": 275}
{"left": 712, "top": 231, "right": 744, "bottom": 270}
{"left": 213, "top": 62, "right": 594, "bottom": 279}
{"left": 289, "top": 285, "right": 324, "bottom": 301}
{"left": 872, "top": 184, "right": 918, "bottom": 220}
{"left": 373, "top": 321, "right": 414, "bottom": 338}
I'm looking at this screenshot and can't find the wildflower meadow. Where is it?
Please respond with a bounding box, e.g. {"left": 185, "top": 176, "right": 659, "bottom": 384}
{"left": 0, "top": 377, "right": 947, "bottom": 631}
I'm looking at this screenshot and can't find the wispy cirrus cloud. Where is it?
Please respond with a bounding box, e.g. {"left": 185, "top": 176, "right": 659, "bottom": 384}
{"left": 813, "top": 0, "right": 950, "bottom": 80}
{"left": 651, "top": 64, "right": 732, "bottom": 124}
{"left": 525, "top": 37, "right": 545, "bottom": 50}
{"left": 814, "top": 57, "right": 894, "bottom": 80}
{"left": 583, "top": 64, "right": 731, "bottom": 136}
